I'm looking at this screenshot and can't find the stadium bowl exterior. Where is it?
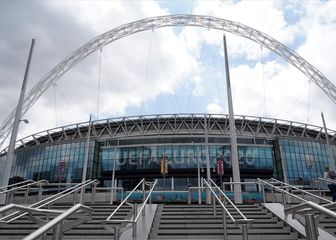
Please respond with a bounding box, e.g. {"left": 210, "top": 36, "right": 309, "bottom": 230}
{"left": 0, "top": 113, "right": 335, "bottom": 190}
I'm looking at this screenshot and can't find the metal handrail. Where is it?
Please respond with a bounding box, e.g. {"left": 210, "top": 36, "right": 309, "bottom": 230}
{"left": 205, "top": 179, "right": 249, "bottom": 222}
{"left": 102, "top": 179, "right": 158, "bottom": 239}
{"left": 268, "top": 178, "right": 331, "bottom": 204}
{"left": 315, "top": 177, "right": 336, "bottom": 184}
{"left": 0, "top": 179, "right": 98, "bottom": 223}
{"left": 106, "top": 178, "right": 145, "bottom": 221}
{"left": 0, "top": 180, "right": 33, "bottom": 192}
{"left": 285, "top": 200, "right": 336, "bottom": 218}
{"left": 257, "top": 178, "right": 336, "bottom": 240}
{"left": 125, "top": 179, "right": 157, "bottom": 223}
{"left": 0, "top": 179, "right": 48, "bottom": 195}
{"left": 204, "top": 179, "right": 252, "bottom": 240}
{"left": 23, "top": 203, "right": 94, "bottom": 240}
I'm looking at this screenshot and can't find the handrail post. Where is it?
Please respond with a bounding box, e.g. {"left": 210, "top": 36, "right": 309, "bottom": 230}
{"left": 38, "top": 186, "right": 43, "bottom": 201}
{"left": 188, "top": 188, "right": 191, "bottom": 205}
{"left": 114, "top": 227, "right": 120, "bottom": 240}
{"left": 213, "top": 194, "right": 216, "bottom": 217}
{"left": 305, "top": 214, "right": 318, "bottom": 240}
{"left": 52, "top": 222, "right": 63, "bottom": 240}
{"left": 317, "top": 180, "right": 321, "bottom": 198}
{"left": 73, "top": 190, "right": 78, "bottom": 205}
{"left": 142, "top": 181, "right": 146, "bottom": 216}
{"left": 133, "top": 203, "right": 137, "bottom": 237}
{"left": 242, "top": 223, "right": 248, "bottom": 240}
{"left": 222, "top": 200, "right": 227, "bottom": 240}
{"left": 24, "top": 186, "right": 29, "bottom": 203}
{"left": 262, "top": 182, "right": 266, "bottom": 204}
{"left": 91, "top": 182, "right": 97, "bottom": 204}
{"left": 282, "top": 191, "right": 287, "bottom": 208}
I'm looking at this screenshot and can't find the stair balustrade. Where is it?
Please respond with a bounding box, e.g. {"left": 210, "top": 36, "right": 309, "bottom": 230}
{"left": 102, "top": 178, "right": 158, "bottom": 240}
{"left": 203, "top": 178, "right": 254, "bottom": 240}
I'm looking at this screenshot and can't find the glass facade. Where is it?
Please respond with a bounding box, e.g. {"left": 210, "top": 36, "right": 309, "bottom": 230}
{"left": 0, "top": 140, "right": 99, "bottom": 184}
{"left": 0, "top": 129, "right": 334, "bottom": 190}
{"left": 277, "top": 137, "right": 336, "bottom": 185}
{"left": 100, "top": 144, "right": 273, "bottom": 172}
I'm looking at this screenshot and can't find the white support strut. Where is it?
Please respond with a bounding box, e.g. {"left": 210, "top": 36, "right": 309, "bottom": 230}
{"left": 1, "top": 14, "right": 336, "bottom": 150}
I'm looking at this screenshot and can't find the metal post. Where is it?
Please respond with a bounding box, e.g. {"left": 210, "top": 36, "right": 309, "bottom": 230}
{"left": 222, "top": 201, "right": 227, "bottom": 240}
{"left": 73, "top": 190, "right": 77, "bottom": 205}
{"left": 38, "top": 186, "right": 43, "bottom": 201}
{"left": 188, "top": 188, "right": 191, "bottom": 205}
{"left": 0, "top": 39, "right": 35, "bottom": 205}
{"left": 262, "top": 183, "right": 266, "bottom": 204}
{"left": 91, "top": 182, "right": 97, "bottom": 204}
{"left": 52, "top": 222, "right": 63, "bottom": 240}
{"left": 197, "top": 146, "right": 201, "bottom": 204}
{"left": 133, "top": 203, "right": 137, "bottom": 237}
{"left": 80, "top": 115, "right": 92, "bottom": 204}
{"left": 213, "top": 194, "right": 216, "bottom": 217}
{"left": 204, "top": 115, "right": 211, "bottom": 204}
{"left": 223, "top": 35, "right": 242, "bottom": 204}
{"left": 305, "top": 214, "right": 318, "bottom": 240}
{"left": 114, "top": 227, "right": 120, "bottom": 240}
{"left": 24, "top": 186, "right": 29, "bottom": 203}
{"left": 321, "top": 112, "right": 336, "bottom": 171}
{"left": 142, "top": 180, "right": 146, "bottom": 216}
{"left": 111, "top": 146, "right": 117, "bottom": 204}
{"left": 242, "top": 224, "right": 249, "bottom": 240}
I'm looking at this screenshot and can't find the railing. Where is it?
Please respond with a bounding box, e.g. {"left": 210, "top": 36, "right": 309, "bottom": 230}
{"left": 0, "top": 179, "right": 99, "bottom": 223}
{"left": 22, "top": 203, "right": 94, "bottom": 240}
{"left": 204, "top": 179, "right": 253, "bottom": 240}
{"left": 257, "top": 178, "right": 336, "bottom": 240}
{"left": 0, "top": 179, "right": 33, "bottom": 192}
{"left": 315, "top": 177, "right": 336, "bottom": 198}
{"left": 265, "top": 178, "right": 332, "bottom": 205}
{"left": 102, "top": 178, "right": 158, "bottom": 240}
{"left": 187, "top": 186, "right": 206, "bottom": 204}
{"left": 0, "top": 180, "right": 48, "bottom": 204}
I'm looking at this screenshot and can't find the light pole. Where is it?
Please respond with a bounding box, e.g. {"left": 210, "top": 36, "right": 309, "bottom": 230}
{"left": 110, "top": 140, "right": 119, "bottom": 204}
{"left": 196, "top": 146, "right": 201, "bottom": 204}
{"left": 0, "top": 39, "right": 35, "bottom": 205}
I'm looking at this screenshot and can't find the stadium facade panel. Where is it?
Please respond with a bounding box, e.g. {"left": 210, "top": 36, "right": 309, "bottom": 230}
{"left": 0, "top": 114, "right": 335, "bottom": 190}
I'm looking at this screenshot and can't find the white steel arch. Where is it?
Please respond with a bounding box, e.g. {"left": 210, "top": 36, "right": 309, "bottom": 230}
{"left": 1, "top": 14, "right": 336, "bottom": 150}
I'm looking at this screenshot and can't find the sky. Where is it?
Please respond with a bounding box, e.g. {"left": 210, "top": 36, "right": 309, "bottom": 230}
{"left": 1, "top": 0, "right": 336, "bottom": 146}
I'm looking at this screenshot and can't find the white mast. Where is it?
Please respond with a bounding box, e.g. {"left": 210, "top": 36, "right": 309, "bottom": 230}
{"left": 0, "top": 39, "right": 35, "bottom": 204}
{"left": 223, "top": 35, "right": 242, "bottom": 204}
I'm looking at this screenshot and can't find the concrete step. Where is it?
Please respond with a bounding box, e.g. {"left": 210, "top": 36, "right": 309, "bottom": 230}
{"left": 149, "top": 204, "right": 301, "bottom": 240}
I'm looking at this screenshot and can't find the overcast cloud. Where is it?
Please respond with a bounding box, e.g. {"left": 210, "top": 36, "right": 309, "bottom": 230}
{"left": 1, "top": 0, "right": 336, "bottom": 148}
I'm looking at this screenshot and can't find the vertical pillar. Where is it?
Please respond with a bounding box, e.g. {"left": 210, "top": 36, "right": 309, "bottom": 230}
{"left": 321, "top": 112, "right": 336, "bottom": 171}
{"left": 204, "top": 115, "right": 212, "bottom": 204}
{"left": 223, "top": 35, "right": 242, "bottom": 204}
{"left": 1, "top": 39, "right": 35, "bottom": 205}
{"left": 80, "top": 115, "right": 92, "bottom": 204}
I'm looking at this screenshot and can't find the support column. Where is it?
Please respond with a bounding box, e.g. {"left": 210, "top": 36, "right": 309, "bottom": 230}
{"left": 204, "top": 115, "right": 211, "bottom": 204}
{"left": 80, "top": 115, "right": 92, "bottom": 204}
{"left": 0, "top": 39, "right": 35, "bottom": 205}
{"left": 223, "top": 35, "right": 242, "bottom": 204}
{"left": 321, "top": 112, "right": 336, "bottom": 171}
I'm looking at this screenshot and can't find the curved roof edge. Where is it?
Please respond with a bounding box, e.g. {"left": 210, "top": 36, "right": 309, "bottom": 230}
{"left": 4, "top": 113, "right": 336, "bottom": 152}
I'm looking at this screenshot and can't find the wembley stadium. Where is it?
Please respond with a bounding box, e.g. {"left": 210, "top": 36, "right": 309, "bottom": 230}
{"left": 1, "top": 113, "right": 334, "bottom": 194}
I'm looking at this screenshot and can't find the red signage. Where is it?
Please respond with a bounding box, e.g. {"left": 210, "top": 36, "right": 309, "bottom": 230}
{"left": 216, "top": 159, "right": 224, "bottom": 175}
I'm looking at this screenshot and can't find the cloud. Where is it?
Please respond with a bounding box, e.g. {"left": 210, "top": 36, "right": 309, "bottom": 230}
{"left": 1, "top": 0, "right": 336, "bottom": 147}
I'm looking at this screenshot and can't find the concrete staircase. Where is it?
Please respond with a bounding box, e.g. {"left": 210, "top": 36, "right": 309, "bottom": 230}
{"left": 0, "top": 203, "right": 133, "bottom": 240}
{"left": 149, "top": 204, "right": 301, "bottom": 240}
{"left": 318, "top": 214, "right": 336, "bottom": 237}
